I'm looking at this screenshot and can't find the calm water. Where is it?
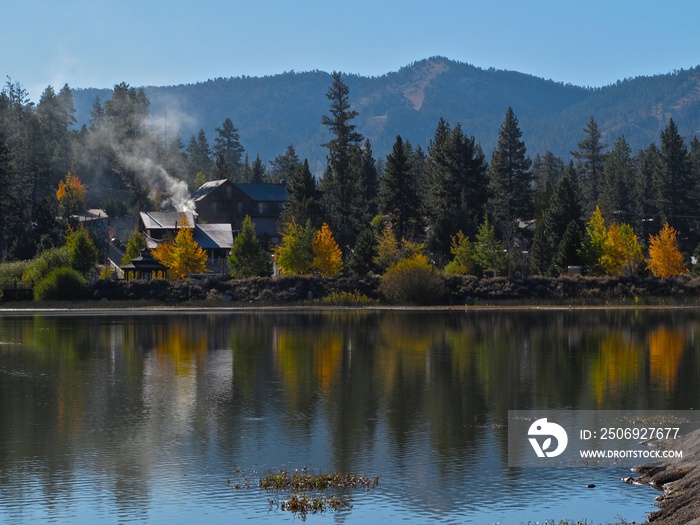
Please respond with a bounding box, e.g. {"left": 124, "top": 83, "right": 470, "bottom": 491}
{"left": 0, "top": 309, "right": 699, "bottom": 524}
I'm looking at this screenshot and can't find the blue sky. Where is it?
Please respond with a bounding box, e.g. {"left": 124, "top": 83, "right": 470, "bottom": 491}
{"left": 2, "top": 0, "right": 699, "bottom": 102}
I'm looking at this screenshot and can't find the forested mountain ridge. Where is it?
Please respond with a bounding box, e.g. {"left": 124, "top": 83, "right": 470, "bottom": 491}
{"left": 71, "top": 57, "right": 700, "bottom": 171}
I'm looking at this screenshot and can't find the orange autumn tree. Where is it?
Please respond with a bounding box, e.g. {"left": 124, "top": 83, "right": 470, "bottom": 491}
{"left": 312, "top": 223, "right": 343, "bottom": 277}
{"left": 56, "top": 172, "right": 86, "bottom": 218}
{"left": 152, "top": 216, "right": 209, "bottom": 279}
{"left": 647, "top": 222, "right": 687, "bottom": 278}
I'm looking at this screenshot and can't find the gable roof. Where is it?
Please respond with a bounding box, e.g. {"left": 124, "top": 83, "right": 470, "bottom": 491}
{"left": 139, "top": 211, "right": 196, "bottom": 230}
{"left": 236, "top": 183, "right": 288, "bottom": 202}
{"left": 195, "top": 223, "right": 234, "bottom": 249}
{"left": 192, "top": 179, "right": 231, "bottom": 202}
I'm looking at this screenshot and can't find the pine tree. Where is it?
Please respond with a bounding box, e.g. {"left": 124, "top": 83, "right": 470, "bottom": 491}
{"left": 600, "top": 135, "right": 635, "bottom": 220}
{"left": 632, "top": 143, "right": 661, "bottom": 239}
{"left": 551, "top": 220, "right": 584, "bottom": 274}
{"left": 187, "top": 129, "right": 214, "bottom": 182}
{"left": 122, "top": 230, "right": 146, "bottom": 265}
{"left": 529, "top": 167, "right": 582, "bottom": 275}
{"left": 489, "top": 107, "right": 533, "bottom": 239}
{"left": 425, "top": 119, "right": 489, "bottom": 259}
{"left": 213, "top": 117, "right": 245, "bottom": 180}
{"left": 65, "top": 227, "right": 98, "bottom": 275}
{"left": 281, "top": 159, "right": 324, "bottom": 228}
{"left": 320, "top": 71, "right": 364, "bottom": 252}
{"left": 473, "top": 214, "right": 507, "bottom": 277}
{"left": 346, "top": 228, "right": 377, "bottom": 276}
{"left": 656, "top": 119, "right": 691, "bottom": 241}
{"left": 228, "top": 216, "right": 271, "bottom": 277}
{"left": 379, "top": 135, "right": 422, "bottom": 241}
{"left": 572, "top": 116, "right": 607, "bottom": 215}
{"left": 249, "top": 154, "right": 267, "bottom": 183}
{"left": 269, "top": 145, "right": 301, "bottom": 184}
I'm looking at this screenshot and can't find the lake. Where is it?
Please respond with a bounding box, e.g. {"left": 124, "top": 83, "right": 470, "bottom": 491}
{"left": 1, "top": 308, "right": 698, "bottom": 524}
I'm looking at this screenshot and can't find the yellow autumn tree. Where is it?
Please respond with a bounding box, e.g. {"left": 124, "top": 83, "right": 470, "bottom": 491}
{"left": 581, "top": 205, "right": 607, "bottom": 274}
{"left": 600, "top": 223, "right": 643, "bottom": 276}
{"left": 312, "top": 223, "right": 343, "bottom": 277}
{"left": 647, "top": 222, "right": 687, "bottom": 278}
{"left": 152, "top": 216, "right": 209, "bottom": 279}
{"left": 56, "top": 172, "right": 87, "bottom": 218}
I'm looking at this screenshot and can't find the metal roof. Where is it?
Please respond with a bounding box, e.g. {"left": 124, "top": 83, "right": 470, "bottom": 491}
{"left": 139, "top": 211, "right": 196, "bottom": 230}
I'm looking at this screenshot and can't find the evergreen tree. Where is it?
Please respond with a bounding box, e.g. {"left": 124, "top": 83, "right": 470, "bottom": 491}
{"left": 425, "top": 119, "right": 489, "bottom": 259}
{"left": 65, "top": 227, "right": 98, "bottom": 275}
{"left": 186, "top": 129, "right": 213, "bottom": 182}
{"left": 228, "top": 216, "right": 272, "bottom": 277}
{"left": 551, "top": 220, "right": 584, "bottom": 274}
{"left": 473, "top": 214, "right": 507, "bottom": 277}
{"left": 320, "top": 71, "right": 364, "bottom": 253}
{"left": 122, "top": 230, "right": 146, "bottom": 265}
{"left": 280, "top": 159, "right": 324, "bottom": 227}
{"left": 379, "top": 135, "right": 422, "bottom": 241}
{"left": 346, "top": 228, "right": 377, "bottom": 276}
{"left": 599, "top": 135, "right": 635, "bottom": 220}
{"left": 530, "top": 168, "right": 582, "bottom": 275}
{"left": 655, "top": 119, "right": 692, "bottom": 244}
{"left": 249, "top": 154, "right": 267, "bottom": 183}
{"left": 0, "top": 130, "right": 14, "bottom": 256}
{"left": 633, "top": 143, "right": 662, "bottom": 240}
{"left": 356, "top": 138, "right": 380, "bottom": 221}
{"left": 532, "top": 151, "right": 566, "bottom": 218}
{"left": 269, "top": 145, "right": 301, "bottom": 184}
{"left": 213, "top": 117, "right": 244, "bottom": 181}
{"left": 572, "top": 116, "right": 607, "bottom": 215}
{"left": 489, "top": 107, "right": 533, "bottom": 240}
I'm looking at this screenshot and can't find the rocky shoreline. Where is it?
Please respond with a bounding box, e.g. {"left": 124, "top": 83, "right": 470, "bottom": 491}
{"left": 627, "top": 428, "right": 700, "bottom": 524}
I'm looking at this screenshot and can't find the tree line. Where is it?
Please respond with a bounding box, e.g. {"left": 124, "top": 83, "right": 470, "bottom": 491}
{"left": 2, "top": 73, "right": 700, "bottom": 282}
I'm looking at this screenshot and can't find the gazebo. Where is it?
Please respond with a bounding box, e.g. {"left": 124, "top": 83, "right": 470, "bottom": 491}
{"left": 121, "top": 249, "right": 168, "bottom": 281}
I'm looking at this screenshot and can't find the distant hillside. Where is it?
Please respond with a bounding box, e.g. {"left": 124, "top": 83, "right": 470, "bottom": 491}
{"left": 71, "top": 57, "right": 700, "bottom": 172}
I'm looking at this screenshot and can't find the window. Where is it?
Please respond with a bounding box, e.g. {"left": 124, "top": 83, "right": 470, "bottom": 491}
{"left": 258, "top": 202, "right": 269, "bottom": 214}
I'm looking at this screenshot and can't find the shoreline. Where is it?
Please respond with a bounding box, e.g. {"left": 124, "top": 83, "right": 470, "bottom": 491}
{"left": 630, "top": 429, "right": 700, "bottom": 524}
{"left": 2, "top": 301, "right": 700, "bottom": 315}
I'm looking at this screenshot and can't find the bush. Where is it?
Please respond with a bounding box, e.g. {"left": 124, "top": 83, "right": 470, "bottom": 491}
{"left": 22, "top": 247, "right": 71, "bottom": 284}
{"left": 379, "top": 255, "right": 446, "bottom": 305}
{"left": 319, "top": 290, "right": 376, "bottom": 306}
{"left": 0, "top": 260, "right": 31, "bottom": 286}
{"left": 34, "top": 267, "right": 88, "bottom": 301}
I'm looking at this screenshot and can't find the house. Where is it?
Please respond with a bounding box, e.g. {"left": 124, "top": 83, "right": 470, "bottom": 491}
{"left": 138, "top": 211, "right": 233, "bottom": 274}
{"left": 192, "top": 179, "right": 288, "bottom": 247}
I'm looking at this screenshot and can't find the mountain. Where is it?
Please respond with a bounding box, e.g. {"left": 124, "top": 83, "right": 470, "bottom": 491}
{"left": 71, "top": 57, "right": 700, "bottom": 171}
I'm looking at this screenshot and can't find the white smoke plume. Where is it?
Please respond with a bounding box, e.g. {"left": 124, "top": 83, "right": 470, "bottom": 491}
{"left": 84, "top": 100, "right": 197, "bottom": 212}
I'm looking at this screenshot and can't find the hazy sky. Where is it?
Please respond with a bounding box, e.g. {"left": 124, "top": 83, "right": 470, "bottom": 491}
{"left": 2, "top": 0, "right": 699, "bottom": 101}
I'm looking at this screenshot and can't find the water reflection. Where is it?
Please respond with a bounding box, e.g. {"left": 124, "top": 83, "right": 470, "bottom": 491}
{"left": 0, "top": 309, "right": 699, "bottom": 524}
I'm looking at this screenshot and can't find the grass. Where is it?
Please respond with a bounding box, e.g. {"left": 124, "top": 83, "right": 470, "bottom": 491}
{"left": 229, "top": 467, "right": 379, "bottom": 520}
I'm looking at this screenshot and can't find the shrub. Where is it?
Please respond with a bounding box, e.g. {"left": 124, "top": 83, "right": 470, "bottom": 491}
{"left": 379, "top": 255, "right": 445, "bottom": 305}
{"left": 0, "top": 260, "right": 31, "bottom": 286}
{"left": 319, "top": 290, "right": 376, "bottom": 306}
{"left": 33, "top": 267, "right": 88, "bottom": 301}
{"left": 22, "top": 246, "right": 71, "bottom": 284}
